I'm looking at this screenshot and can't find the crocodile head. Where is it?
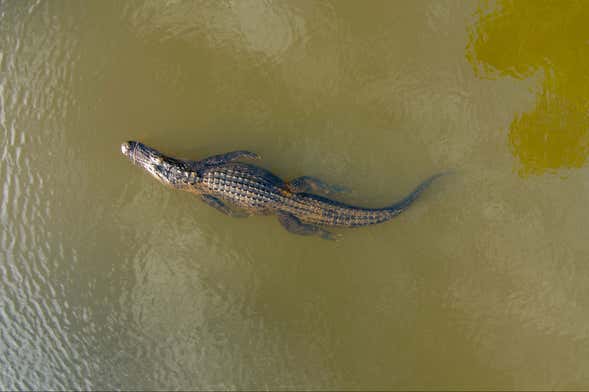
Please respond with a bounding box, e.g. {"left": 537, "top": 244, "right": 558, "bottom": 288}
{"left": 121, "top": 141, "right": 187, "bottom": 187}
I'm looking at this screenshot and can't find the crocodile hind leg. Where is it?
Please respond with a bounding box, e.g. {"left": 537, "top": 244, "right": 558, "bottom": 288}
{"left": 287, "top": 176, "right": 349, "bottom": 196}
{"left": 277, "top": 211, "right": 341, "bottom": 241}
{"left": 200, "top": 195, "right": 249, "bottom": 218}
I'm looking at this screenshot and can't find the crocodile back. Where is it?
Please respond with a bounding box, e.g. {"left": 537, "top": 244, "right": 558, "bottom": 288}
{"left": 199, "top": 163, "right": 288, "bottom": 212}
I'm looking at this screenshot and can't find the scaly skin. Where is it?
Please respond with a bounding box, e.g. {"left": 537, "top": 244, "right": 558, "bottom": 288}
{"left": 121, "top": 141, "right": 444, "bottom": 237}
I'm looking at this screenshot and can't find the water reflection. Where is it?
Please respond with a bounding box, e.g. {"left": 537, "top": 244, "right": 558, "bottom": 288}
{"left": 126, "top": 0, "right": 308, "bottom": 61}
{"left": 467, "top": 0, "right": 589, "bottom": 176}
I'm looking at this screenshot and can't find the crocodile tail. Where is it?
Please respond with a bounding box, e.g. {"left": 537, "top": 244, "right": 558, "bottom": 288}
{"left": 382, "top": 172, "right": 448, "bottom": 217}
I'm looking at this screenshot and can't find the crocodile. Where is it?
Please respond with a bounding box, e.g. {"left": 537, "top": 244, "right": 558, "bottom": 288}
{"left": 121, "top": 141, "right": 445, "bottom": 240}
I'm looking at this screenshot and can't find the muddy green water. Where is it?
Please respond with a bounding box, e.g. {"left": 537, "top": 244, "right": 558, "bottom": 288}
{"left": 2, "top": 0, "right": 589, "bottom": 390}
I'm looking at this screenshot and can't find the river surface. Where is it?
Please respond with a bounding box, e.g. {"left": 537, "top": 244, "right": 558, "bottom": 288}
{"left": 2, "top": 0, "right": 589, "bottom": 390}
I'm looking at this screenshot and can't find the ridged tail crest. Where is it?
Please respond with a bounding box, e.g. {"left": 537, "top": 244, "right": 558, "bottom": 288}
{"left": 382, "top": 172, "right": 448, "bottom": 218}
{"left": 293, "top": 171, "right": 450, "bottom": 227}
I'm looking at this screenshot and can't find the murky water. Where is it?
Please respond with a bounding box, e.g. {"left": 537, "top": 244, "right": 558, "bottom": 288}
{"left": 2, "top": 0, "right": 589, "bottom": 389}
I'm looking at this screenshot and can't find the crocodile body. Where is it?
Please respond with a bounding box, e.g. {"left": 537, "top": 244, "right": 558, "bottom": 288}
{"left": 121, "top": 141, "right": 443, "bottom": 239}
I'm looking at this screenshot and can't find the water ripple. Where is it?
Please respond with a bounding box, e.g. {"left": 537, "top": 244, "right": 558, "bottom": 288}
{"left": 0, "top": 2, "right": 92, "bottom": 390}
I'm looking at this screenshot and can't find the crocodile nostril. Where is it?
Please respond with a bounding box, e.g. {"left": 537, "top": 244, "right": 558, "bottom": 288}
{"left": 121, "top": 142, "right": 130, "bottom": 155}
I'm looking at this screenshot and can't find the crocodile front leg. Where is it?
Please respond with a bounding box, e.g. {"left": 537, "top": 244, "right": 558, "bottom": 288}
{"left": 287, "top": 176, "right": 349, "bottom": 196}
{"left": 277, "top": 211, "right": 341, "bottom": 241}
{"left": 196, "top": 150, "right": 261, "bottom": 166}
{"left": 200, "top": 195, "right": 249, "bottom": 218}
